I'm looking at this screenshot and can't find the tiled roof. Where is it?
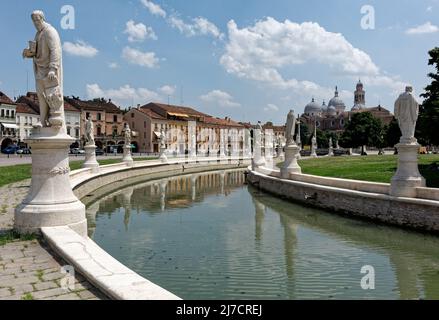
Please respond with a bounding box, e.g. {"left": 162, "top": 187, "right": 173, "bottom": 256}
{"left": 65, "top": 97, "right": 122, "bottom": 113}
{"left": 202, "top": 116, "right": 244, "bottom": 128}
{"left": 15, "top": 103, "right": 38, "bottom": 115}
{"left": 0, "top": 92, "right": 14, "bottom": 104}
{"left": 17, "top": 94, "right": 80, "bottom": 113}
{"left": 16, "top": 96, "right": 40, "bottom": 114}
{"left": 143, "top": 102, "right": 211, "bottom": 118}
{"left": 137, "top": 108, "right": 166, "bottom": 120}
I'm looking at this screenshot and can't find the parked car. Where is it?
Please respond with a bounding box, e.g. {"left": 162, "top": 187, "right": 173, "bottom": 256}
{"left": 17, "top": 148, "right": 32, "bottom": 155}
{"left": 95, "top": 148, "right": 104, "bottom": 156}
{"left": 70, "top": 148, "right": 85, "bottom": 155}
{"left": 1, "top": 146, "right": 19, "bottom": 154}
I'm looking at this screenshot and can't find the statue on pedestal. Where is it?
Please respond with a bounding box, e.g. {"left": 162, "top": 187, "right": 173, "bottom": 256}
{"left": 124, "top": 124, "right": 132, "bottom": 146}
{"left": 85, "top": 117, "right": 95, "bottom": 146}
{"left": 394, "top": 86, "right": 419, "bottom": 144}
{"left": 285, "top": 110, "right": 296, "bottom": 146}
{"left": 15, "top": 10, "right": 87, "bottom": 237}
{"left": 22, "top": 10, "right": 65, "bottom": 130}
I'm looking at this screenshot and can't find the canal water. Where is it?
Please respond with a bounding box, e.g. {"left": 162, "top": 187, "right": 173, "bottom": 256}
{"left": 84, "top": 169, "right": 439, "bottom": 300}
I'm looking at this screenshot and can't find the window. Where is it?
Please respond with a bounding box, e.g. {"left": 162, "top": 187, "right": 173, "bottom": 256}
{"left": 11, "top": 111, "right": 14, "bottom": 118}
{"left": 97, "top": 126, "right": 102, "bottom": 136}
{"left": 1, "top": 109, "right": 4, "bottom": 117}
{"left": 131, "top": 113, "right": 134, "bottom": 118}
{"left": 97, "top": 113, "right": 102, "bottom": 121}
{"left": 144, "top": 132, "right": 146, "bottom": 138}
{"left": 6, "top": 110, "right": 9, "bottom": 117}
{"left": 86, "top": 112, "right": 90, "bottom": 119}
{"left": 67, "top": 127, "right": 71, "bottom": 135}
{"left": 114, "top": 115, "right": 118, "bottom": 122}
{"left": 75, "top": 128, "right": 79, "bottom": 137}
{"left": 144, "top": 121, "right": 147, "bottom": 128}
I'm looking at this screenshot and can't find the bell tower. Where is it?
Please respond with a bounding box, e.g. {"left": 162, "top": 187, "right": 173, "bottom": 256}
{"left": 354, "top": 79, "right": 365, "bottom": 106}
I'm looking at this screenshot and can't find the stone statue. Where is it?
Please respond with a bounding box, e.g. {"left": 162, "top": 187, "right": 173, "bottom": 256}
{"left": 285, "top": 110, "right": 296, "bottom": 145}
{"left": 124, "top": 124, "right": 131, "bottom": 146}
{"left": 85, "top": 117, "right": 95, "bottom": 146}
{"left": 159, "top": 129, "right": 166, "bottom": 148}
{"left": 22, "top": 10, "right": 64, "bottom": 129}
{"left": 394, "top": 86, "right": 419, "bottom": 143}
{"left": 329, "top": 137, "right": 333, "bottom": 148}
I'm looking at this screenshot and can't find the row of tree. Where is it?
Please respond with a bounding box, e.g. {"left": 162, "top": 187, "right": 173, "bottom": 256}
{"left": 296, "top": 46, "right": 439, "bottom": 151}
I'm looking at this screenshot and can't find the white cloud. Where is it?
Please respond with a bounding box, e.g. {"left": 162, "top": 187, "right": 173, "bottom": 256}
{"left": 63, "top": 40, "right": 98, "bottom": 58}
{"left": 220, "top": 17, "right": 406, "bottom": 98}
{"left": 159, "top": 85, "right": 176, "bottom": 96}
{"left": 108, "top": 62, "right": 119, "bottom": 69}
{"left": 86, "top": 84, "right": 161, "bottom": 106}
{"left": 264, "top": 104, "right": 279, "bottom": 112}
{"left": 168, "top": 16, "right": 224, "bottom": 39}
{"left": 124, "top": 20, "right": 157, "bottom": 42}
{"left": 405, "top": 21, "right": 439, "bottom": 35}
{"left": 200, "top": 90, "right": 241, "bottom": 108}
{"left": 140, "top": 0, "right": 166, "bottom": 18}
{"left": 122, "top": 46, "right": 160, "bottom": 68}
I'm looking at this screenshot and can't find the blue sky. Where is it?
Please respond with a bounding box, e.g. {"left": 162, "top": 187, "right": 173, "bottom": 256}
{"left": 0, "top": 0, "right": 438, "bottom": 124}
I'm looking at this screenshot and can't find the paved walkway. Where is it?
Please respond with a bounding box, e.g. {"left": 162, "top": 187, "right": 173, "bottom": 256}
{"left": 0, "top": 180, "right": 106, "bottom": 300}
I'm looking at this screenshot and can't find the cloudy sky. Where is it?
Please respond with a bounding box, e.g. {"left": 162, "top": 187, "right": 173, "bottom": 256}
{"left": 0, "top": 0, "right": 438, "bottom": 124}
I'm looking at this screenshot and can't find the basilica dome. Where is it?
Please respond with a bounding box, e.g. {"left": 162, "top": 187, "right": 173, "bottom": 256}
{"left": 304, "top": 98, "right": 322, "bottom": 116}
{"left": 328, "top": 86, "right": 346, "bottom": 113}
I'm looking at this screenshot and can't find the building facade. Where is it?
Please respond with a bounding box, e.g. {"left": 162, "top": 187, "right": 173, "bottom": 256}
{"left": 65, "top": 97, "right": 124, "bottom": 151}
{"left": 0, "top": 92, "right": 18, "bottom": 150}
{"left": 124, "top": 102, "right": 246, "bottom": 154}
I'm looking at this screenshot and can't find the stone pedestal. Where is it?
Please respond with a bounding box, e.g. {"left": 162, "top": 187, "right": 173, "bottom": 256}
{"left": 82, "top": 144, "right": 99, "bottom": 172}
{"left": 159, "top": 147, "right": 168, "bottom": 163}
{"left": 328, "top": 146, "right": 334, "bottom": 157}
{"left": 390, "top": 143, "right": 425, "bottom": 197}
{"left": 122, "top": 145, "right": 133, "bottom": 166}
{"left": 281, "top": 144, "right": 302, "bottom": 178}
{"left": 14, "top": 128, "right": 87, "bottom": 237}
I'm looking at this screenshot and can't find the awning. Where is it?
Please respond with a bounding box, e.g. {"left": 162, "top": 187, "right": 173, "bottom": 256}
{"left": 167, "top": 112, "right": 189, "bottom": 118}
{"left": 1, "top": 123, "right": 19, "bottom": 129}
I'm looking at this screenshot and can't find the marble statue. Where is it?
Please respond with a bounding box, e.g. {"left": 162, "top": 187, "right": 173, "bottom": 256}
{"left": 285, "top": 110, "right": 296, "bottom": 145}
{"left": 159, "top": 129, "right": 166, "bottom": 148}
{"left": 394, "top": 86, "right": 419, "bottom": 143}
{"left": 295, "top": 119, "right": 301, "bottom": 147}
{"left": 124, "top": 123, "right": 131, "bottom": 146}
{"left": 85, "top": 117, "right": 95, "bottom": 146}
{"left": 22, "top": 10, "right": 64, "bottom": 129}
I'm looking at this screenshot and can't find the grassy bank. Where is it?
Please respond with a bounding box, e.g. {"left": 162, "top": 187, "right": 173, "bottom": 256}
{"left": 0, "top": 157, "right": 158, "bottom": 187}
{"left": 289, "top": 154, "right": 439, "bottom": 188}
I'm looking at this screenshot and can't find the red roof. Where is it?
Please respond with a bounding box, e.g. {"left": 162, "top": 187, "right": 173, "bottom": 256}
{"left": 0, "top": 92, "right": 14, "bottom": 104}
{"left": 142, "top": 102, "right": 211, "bottom": 118}
{"left": 137, "top": 108, "right": 166, "bottom": 120}
{"left": 17, "top": 93, "right": 80, "bottom": 113}
{"left": 202, "top": 116, "right": 244, "bottom": 128}
{"left": 15, "top": 103, "right": 38, "bottom": 115}
{"left": 65, "top": 97, "right": 122, "bottom": 113}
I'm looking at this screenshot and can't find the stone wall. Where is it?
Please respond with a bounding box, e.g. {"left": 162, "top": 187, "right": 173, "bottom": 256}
{"left": 248, "top": 170, "right": 439, "bottom": 234}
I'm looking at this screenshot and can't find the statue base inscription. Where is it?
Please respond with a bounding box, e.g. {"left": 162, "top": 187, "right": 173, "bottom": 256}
{"left": 281, "top": 144, "right": 302, "bottom": 178}
{"left": 83, "top": 144, "right": 99, "bottom": 172}
{"left": 390, "top": 143, "right": 426, "bottom": 198}
{"left": 14, "top": 127, "right": 87, "bottom": 236}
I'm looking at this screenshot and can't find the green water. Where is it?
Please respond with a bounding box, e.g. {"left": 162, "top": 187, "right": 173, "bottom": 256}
{"left": 85, "top": 169, "right": 439, "bottom": 300}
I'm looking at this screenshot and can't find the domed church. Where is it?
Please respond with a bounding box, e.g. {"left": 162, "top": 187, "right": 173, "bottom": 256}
{"left": 300, "top": 81, "right": 394, "bottom": 135}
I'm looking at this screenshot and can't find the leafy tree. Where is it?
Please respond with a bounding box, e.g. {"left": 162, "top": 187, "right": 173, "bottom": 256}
{"left": 417, "top": 47, "right": 439, "bottom": 147}
{"left": 316, "top": 129, "right": 328, "bottom": 148}
{"left": 384, "top": 117, "right": 401, "bottom": 148}
{"left": 339, "top": 112, "right": 384, "bottom": 155}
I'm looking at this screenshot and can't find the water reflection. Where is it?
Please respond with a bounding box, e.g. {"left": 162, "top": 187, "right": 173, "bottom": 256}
{"left": 85, "top": 170, "right": 439, "bottom": 300}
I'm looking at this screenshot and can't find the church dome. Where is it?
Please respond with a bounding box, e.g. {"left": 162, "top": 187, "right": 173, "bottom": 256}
{"left": 328, "top": 86, "right": 346, "bottom": 113}
{"left": 327, "top": 105, "right": 337, "bottom": 116}
{"left": 304, "top": 98, "right": 322, "bottom": 116}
